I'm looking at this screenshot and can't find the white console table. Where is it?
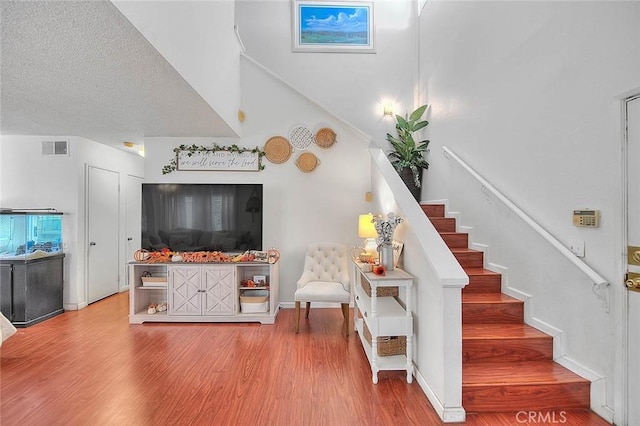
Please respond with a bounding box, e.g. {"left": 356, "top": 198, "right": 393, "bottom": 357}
{"left": 352, "top": 261, "right": 414, "bottom": 384}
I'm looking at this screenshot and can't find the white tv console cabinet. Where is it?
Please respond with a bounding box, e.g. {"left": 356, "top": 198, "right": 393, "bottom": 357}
{"left": 128, "top": 261, "right": 279, "bottom": 324}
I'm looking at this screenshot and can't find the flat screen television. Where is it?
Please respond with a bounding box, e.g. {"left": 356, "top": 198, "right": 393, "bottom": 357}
{"left": 141, "top": 183, "right": 263, "bottom": 253}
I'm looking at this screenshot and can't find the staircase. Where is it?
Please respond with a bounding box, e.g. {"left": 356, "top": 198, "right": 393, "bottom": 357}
{"left": 422, "top": 204, "right": 591, "bottom": 413}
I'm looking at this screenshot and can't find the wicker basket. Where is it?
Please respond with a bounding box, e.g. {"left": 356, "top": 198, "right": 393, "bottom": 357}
{"left": 289, "top": 125, "right": 314, "bottom": 150}
{"left": 141, "top": 276, "right": 167, "bottom": 286}
{"left": 263, "top": 136, "right": 293, "bottom": 164}
{"left": 314, "top": 127, "right": 337, "bottom": 148}
{"left": 296, "top": 152, "right": 319, "bottom": 173}
{"left": 360, "top": 273, "right": 398, "bottom": 297}
{"left": 363, "top": 322, "right": 406, "bottom": 357}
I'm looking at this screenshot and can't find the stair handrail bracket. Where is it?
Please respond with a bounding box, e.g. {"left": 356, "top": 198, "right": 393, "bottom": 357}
{"left": 442, "top": 146, "right": 609, "bottom": 305}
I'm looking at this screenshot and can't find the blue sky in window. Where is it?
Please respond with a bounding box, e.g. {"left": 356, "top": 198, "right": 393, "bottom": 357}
{"left": 300, "top": 5, "right": 369, "bottom": 33}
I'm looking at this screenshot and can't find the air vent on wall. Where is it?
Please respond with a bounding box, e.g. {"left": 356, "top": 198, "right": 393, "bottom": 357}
{"left": 41, "top": 140, "right": 69, "bottom": 156}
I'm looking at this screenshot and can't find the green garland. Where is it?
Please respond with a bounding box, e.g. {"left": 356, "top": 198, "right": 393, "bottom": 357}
{"left": 162, "top": 143, "right": 266, "bottom": 175}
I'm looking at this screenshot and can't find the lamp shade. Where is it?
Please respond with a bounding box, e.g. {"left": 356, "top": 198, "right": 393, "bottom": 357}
{"left": 358, "top": 214, "right": 377, "bottom": 238}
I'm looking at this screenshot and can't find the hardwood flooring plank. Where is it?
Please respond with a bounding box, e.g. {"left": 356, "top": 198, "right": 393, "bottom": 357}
{"left": 0, "top": 292, "right": 607, "bottom": 425}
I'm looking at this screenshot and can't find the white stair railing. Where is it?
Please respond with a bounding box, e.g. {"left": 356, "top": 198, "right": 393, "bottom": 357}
{"left": 442, "top": 146, "right": 609, "bottom": 309}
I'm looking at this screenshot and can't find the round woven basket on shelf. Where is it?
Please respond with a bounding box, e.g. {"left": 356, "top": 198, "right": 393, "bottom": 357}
{"left": 289, "top": 125, "right": 314, "bottom": 150}
{"left": 296, "top": 152, "right": 320, "bottom": 173}
{"left": 314, "top": 127, "right": 337, "bottom": 148}
{"left": 263, "top": 136, "right": 293, "bottom": 164}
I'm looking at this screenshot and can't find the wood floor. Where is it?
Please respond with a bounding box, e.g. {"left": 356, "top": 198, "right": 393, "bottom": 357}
{"left": 0, "top": 292, "right": 609, "bottom": 425}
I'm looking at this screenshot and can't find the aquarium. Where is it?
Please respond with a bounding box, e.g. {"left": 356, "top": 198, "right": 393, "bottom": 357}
{"left": 0, "top": 209, "right": 63, "bottom": 259}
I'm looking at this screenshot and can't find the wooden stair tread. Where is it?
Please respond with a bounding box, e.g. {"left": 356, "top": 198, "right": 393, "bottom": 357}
{"left": 420, "top": 204, "right": 445, "bottom": 218}
{"left": 451, "top": 247, "right": 482, "bottom": 255}
{"left": 463, "top": 323, "right": 549, "bottom": 340}
{"left": 462, "top": 293, "right": 522, "bottom": 304}
{"left": 463, "top": 361, "right": 589, "bottom": 386}
{"left": 464, "top": 268, "right": 501, "bottom": 278}
{"left": 463, "top": 268, "right": 502, "bottom": 294}
{"left": 452, "top": 248, "right": 484, "bottom": 268}
{"left": 439, "top": 231, "right": 469, "bottom": 248}
{"left": 429, "top": 217, "right": 456, "bottom": 232}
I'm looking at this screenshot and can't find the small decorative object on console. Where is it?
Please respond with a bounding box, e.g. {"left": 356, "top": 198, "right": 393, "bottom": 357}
{"left": 147, "top": 303, "right": 157, "bottom": 315}
{"left": 133, "top": 249, "right": 149, "bottom": 262}
{"left": 373, "top": 212, "right": 404, "bottom": 271}
{"left": 372, "top": 265, "right": 386, "bottom": 276}
{"left": 267, "top": 248, "right": 280, "bottom": 264}
{"left": 250, "top": 250, "right": 269, "bottom": 262}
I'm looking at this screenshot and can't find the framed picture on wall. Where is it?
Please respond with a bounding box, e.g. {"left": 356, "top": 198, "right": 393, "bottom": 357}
{"left": 292, "top": 1, "right": 375, "bottom": 53}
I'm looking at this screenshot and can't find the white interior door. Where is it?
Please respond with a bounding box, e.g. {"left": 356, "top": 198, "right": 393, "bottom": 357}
{"left": 87, "top": 166, "right": 119, "bottom": 303}
{"left": 625, "top": 95, "right": 640, "bottom": 426}
{"left": 125, "top": 174, "right": 143, "bottom": 273}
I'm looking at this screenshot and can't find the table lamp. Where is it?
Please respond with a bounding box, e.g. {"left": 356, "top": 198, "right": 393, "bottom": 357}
{"left": 358, "top": 213, "right": 378, "bottom": 260}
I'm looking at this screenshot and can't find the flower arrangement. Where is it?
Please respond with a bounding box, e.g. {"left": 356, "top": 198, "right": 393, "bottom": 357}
{"left": 372, "top": 212, "right": 404, "bottom": 246}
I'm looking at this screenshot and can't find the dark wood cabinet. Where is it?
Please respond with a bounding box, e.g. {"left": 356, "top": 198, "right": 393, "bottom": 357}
{"left": 0, "top": 253, "right": 64, "bottom": 327}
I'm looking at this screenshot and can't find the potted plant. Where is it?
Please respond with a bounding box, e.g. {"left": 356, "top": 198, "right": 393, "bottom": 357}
{"left": 386, "top": 104, "right": 430, "bottom": 200}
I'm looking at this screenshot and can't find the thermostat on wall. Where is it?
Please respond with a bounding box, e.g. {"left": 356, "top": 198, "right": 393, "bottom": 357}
{"left": 573, "top": 209, "right": 600, "bottom": 228}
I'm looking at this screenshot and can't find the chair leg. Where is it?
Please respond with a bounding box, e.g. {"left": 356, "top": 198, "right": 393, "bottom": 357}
{"left": 341, "top": 303, "right": 350, "bottom": 337}
{"left": 294, "top": 301, "right": 300, "bottom": 333}
{"left": 305, "top": 302, "right": 311, "bottom": 319}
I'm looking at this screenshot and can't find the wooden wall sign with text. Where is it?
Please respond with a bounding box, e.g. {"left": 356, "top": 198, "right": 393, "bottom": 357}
{"left": 177, "top": 150, "right": 261, "bottom": 172}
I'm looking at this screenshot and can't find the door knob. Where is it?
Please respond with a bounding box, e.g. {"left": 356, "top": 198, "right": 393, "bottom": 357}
{"left": 89, "top": 242, "right": 96, "bottom": 246}
{"left": 626, "top": 278, "right": 640, "bottom": 289}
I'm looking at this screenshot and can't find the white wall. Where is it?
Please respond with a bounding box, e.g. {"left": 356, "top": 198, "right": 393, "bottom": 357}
{"left": 0, "top": 136, "right": 144, "bottom": 309}
{"left": 235, "top": 0, "right": 417, "bottom": 144}
{"left": 113, "top": 0, "right": 242, "bottom": 137}
{"left": 143, "top": 56, "right": 373, "bottom": 303}
{"left": 419, "top": 1, "right": 640, "bottom": 421}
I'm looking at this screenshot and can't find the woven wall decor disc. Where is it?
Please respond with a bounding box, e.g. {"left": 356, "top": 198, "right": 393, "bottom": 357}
{"left": 289, "top": 125, "right": 314, "bottom": 150}
{"left": 315, "top": 127, "right": 337, "bottom": 148}
{"left": 263, "top": 136, "right": 293, "bottom": 164}
{"left": 296, "top": 152, "right": 319, "bottom": 173}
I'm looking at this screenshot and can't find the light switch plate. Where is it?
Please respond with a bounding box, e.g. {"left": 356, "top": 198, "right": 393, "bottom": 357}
{"left": 569, "top": 240, "right": 585, "bottom": 257}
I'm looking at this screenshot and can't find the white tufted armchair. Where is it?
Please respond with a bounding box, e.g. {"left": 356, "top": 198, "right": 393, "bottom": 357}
{"left": 294, "top": 242, "right": 351, "bottom": 335}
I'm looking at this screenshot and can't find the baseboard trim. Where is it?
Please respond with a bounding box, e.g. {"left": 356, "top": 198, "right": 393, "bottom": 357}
{"left": 414, "top": 368, "right": 466, "bottom": 423}
{"left": 63, "top": 302, "right": 88, "bottom": 311}
{"left": 554, "top": 355, "right": 614, "bottom": 423}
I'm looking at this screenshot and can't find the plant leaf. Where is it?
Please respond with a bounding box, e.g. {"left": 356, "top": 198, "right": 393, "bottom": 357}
{"left": 412, "top": 121, "right": 429, "bottom": 132}
{"left": 409, "top": 105, "right": 427, "bottom": 122}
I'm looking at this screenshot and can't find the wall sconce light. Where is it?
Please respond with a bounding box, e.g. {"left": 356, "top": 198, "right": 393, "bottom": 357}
{"left": 383, "top": 104, "right": 394, "bottom": 117}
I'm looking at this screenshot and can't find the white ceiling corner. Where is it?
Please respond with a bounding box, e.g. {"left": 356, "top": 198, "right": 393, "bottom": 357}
{"left": 0, "top": 0, "right": 237, "bottom": 151}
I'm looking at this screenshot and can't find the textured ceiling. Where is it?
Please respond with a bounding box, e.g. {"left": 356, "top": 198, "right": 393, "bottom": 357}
{"left": 0, "top": 0, "right": 237, "bottom": 151}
